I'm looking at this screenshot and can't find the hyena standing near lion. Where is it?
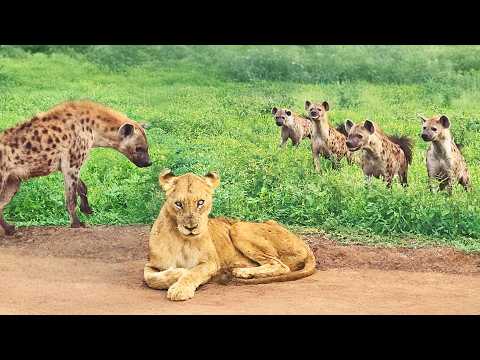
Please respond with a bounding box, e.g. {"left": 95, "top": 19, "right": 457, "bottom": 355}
{"left": 0, "top": 100, "right": 151, "bottom": 235}
{"left": 304, "top": 100, "right": 353, "bottom": 171}
{"left": 345, "top": 119, "right": 413, "bottom": 187}
{"left": 271, "top": 107, "right": 312, "bottom": 147}
{"left": 419, "top": 114, "right": 471, "bottom": 193}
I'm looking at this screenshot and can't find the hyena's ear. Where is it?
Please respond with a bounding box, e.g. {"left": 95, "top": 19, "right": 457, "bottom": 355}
{"left": 417, "top": 113, "right": 427, "bottom": 123}
{"left": 439, "top": 115, "right": 450, "bottom": 128}
{"left": 364, "top": 120, "right": 375, "bottom": 134}
{"left": 322, "top": 101, "right": 330, "bottom": 111}
{"left": 159, "top": 168, "right": 176, "bottom": 192}
{"left": 285, "top": 110, "right": 292, "bottom": 116}
{"left": 345, "top": 119, "right": 354, "bottom": 133}
{"left": 118, "top": 123, "right": 134, "bottom": 138}
{"left": 271, "top": 107, "right": 278, "bottom": 115}
{"left": 204, "top": 171, "right": 220, "bottom": 189}
{"left": 305, "top": 100, "right": 311, "bottom": 110}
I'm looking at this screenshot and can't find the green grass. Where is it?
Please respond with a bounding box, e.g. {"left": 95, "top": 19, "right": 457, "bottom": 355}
{"left": 0, "top": 46, "right": 479, "bottom": 251}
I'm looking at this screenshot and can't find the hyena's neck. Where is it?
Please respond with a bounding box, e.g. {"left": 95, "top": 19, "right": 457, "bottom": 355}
{"left": 312, "top": 115, "right": 330, "bottom": 139}
{"left": 92, "top": 123, "right": 122, "bottom": 148}
{"left": 87, "top": 114, "right": 125, "bottom": 148}
{"left": 432, "top": 131, "right": 453, "bottom": 156}
{"left": 364, "top": 133, "right": 383, "bottom": 159}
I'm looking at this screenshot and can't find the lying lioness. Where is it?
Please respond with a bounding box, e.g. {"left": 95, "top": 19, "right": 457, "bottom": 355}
{"left": 144, "top": 169, "right": 316, "bottom": 301}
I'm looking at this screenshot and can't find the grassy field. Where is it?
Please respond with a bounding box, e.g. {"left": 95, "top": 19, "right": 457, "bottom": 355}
{"left": 0, "top": 45, "right": 479, "bottom": 251}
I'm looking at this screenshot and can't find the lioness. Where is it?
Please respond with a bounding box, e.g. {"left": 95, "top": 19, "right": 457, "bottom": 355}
{"left": 144, "top": 169, "right": 316, "bottom": 301}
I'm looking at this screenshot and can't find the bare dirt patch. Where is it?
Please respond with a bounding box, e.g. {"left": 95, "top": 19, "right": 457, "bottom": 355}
{"left": 1, "top": 225, "right": 479, "bottom": 314}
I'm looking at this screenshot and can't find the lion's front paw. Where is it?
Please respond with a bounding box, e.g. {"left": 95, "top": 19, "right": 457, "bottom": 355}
{"left": 232, "top": 268, "right": 254, "bottom": 279}
{"left": 167, "top": 283, "right": 196, "bottom": 301}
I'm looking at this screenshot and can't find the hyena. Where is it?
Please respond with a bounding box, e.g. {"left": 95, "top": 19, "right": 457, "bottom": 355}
{"left": 345, "top": 119, "right": 413, "bottom": 187}
{"left": 271, "top": 107, "right": 312, "bottom": 147}
{"left": 304, "top": 100, "right": 352, "bottom": 171}
{"left": 0, "top": 100, "right": 151, "bottom": 235}
{"left": 419, "top": 114, "right": 470, "bottom": 193}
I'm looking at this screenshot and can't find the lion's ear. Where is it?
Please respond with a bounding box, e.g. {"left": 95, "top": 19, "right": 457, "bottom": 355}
{"left": 204, "top": 171, "right": 220, "bottom": 189}
{"left": 159, "top": 168, "right": 176, "bottom": 192}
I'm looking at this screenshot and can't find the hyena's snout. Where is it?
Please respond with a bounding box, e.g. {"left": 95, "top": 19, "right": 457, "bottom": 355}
{"left": 132, "top": 150, "right": 152, "bottom": 167}
{"left": 421, "top": 132, "right": 432, "bottom": 142}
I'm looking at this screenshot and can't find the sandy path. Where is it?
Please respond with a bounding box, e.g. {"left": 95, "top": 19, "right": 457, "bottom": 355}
{"left": 0, "top": 226, "right": 479, "bottom": 314}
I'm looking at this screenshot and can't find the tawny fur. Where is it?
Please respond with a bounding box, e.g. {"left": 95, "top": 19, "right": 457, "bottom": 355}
{"left": 271, "top": 107, "right": 312, "bottom": 147}
{"left": 0, "top": 100, "right": 151, "bottom": 235}
{"left": 345, "top": 119, "right": 412, "bottom": 187}
{"left": 305, "top": 100, "right": 353, "bottom": 171}
{"left": 144, "top": 169, "right": 316, "bottom": 301}
{"left": 419, "top": 114, "right": 470, "bottom": 193}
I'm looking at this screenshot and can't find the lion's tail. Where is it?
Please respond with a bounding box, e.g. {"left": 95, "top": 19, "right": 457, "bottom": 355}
{"left": 233, "top": 246, "right": 317, "bottom": 285}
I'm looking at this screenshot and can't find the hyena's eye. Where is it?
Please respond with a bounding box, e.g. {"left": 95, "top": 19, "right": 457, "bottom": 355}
{"left": 431, "top": 127, "right": 437, "bottom": 132}
{"left": 423, "top": 126, "right": 427, "bottom": 130}
{"left": 175, "top": 201, "right": 183, "bottom": 209}
{"left": 357, "top": 134, "right": 363, "bottom": 139}
{"left": 135, "top": 146, "right": 144, "bottom": 152}
{"left": 197, "top": 199, "right": 205, "bottom": 207}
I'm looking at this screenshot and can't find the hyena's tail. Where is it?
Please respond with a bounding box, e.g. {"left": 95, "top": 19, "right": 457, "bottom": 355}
{"left": 232, "top": 245, "right": 317, "bottom": 285}
{"left": 389, "top": 135, "right": 413, "bottom": 165}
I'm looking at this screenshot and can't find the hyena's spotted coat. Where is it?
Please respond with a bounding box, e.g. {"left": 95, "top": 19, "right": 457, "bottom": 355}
{"left": 345, "top": 119, "right": 413, "bottom": 187}
{"left": 271, "top": 107, "right": 312, "bottom": 147}
{"left": 0, "top": 100, "right": 151, "bottom": 235}
{"left": 305, "top": 100, "right": 352, "bottom": 171}
{"left": 419, "top": 114, "right": 470, "bottom": 193}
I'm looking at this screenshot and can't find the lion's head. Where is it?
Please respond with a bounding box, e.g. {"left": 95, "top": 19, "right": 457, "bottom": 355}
{"left": 159, "top": 169, "right": 220, "bottom": 239}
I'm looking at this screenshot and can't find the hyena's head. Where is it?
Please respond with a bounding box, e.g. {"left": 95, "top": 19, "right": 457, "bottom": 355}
{"left": 117, "top": 122, "right": 152, "bottom": 167}
{"left": 305, "top": 100, "right": 329, "bottom": 121}
{"left": 419, "top": 114, "right": 450, "bottom": 142}
{"left": 159, "top": 169, "right": 220, "bottom": 239}
{"left": 344, "top": 119, "right": 376, "bottom": 152}
{"left": 271, "top": 107, "right": 294, "bottom": 127}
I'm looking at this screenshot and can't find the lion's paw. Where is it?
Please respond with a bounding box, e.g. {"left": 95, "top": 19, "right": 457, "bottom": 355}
{"left": 232, "top": 268, "right": 254, "bottom": 279}
{"left": 167, "top": 283, "right": 195, "bottom": 301}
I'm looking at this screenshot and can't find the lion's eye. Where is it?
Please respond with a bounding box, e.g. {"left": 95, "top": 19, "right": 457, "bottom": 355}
{"left": 174, "top": 201, "right": 183, "bottom": 208}
{"left": 197, "top": 200, "right": 205, "bottom": 207}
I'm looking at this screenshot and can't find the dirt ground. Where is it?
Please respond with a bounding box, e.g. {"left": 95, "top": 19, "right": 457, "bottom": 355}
{"left": 1, "top": 225, "right": 479, "bottom": 314}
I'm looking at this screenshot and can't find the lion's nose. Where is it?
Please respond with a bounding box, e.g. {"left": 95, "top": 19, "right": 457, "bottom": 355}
{"left": 185, "top": 224, "right": 198, "bottom": 231}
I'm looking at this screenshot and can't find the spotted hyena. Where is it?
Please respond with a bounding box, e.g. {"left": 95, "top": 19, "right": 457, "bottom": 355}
{"left": 271, "top": 107, "right": 312, "bottom": 148}
{"left": 0, "top": 100, "right": 151, "bottom": 235}
{"left": 345, "top": 119, "right": 413, "bottom": 187}
{"left": 419, "top": 114, "right": 470, "bottom": 193}
{"left": 304, "top": 100, "right": 352, "bottom": 171}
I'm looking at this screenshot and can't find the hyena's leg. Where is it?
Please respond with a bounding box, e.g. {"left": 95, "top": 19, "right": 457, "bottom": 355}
{"left": 428, "top": 177, "right": 434, "bottom": 192}
{"left": 144, "top": 264, "right": 188, "bottom": 290}
{"left": 312, "top": 148, "right": 321, "bottom": 173}
{"left": 399, "top": 170, "right": 408, "bottom": 188}
{"left": 77, "top": 179, "right": 93, "bottom": 215}
{"left": 439, "top": 177, "right": 453, "bottom": 195}
{"left": 330, "top": 154, "right": 341, "bottom": 170}
{"left": 459, "top": 171, "right": 471, "bottom": 192}
{"left": 0, "top": 176, "right": 20, "bottom": 236}
{"left": 279, "top": 128, "right": 289, "bottom": 148}
{"left": 61, "top": 163, "right": 84, "bottom": 228}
